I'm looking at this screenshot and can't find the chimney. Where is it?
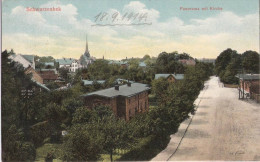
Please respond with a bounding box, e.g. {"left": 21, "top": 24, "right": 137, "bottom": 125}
{"left": 115, "top": 85, "right": 119, "bottom": 91}
{"left": 127, "top": 82, "right": 131, "bottom": 87}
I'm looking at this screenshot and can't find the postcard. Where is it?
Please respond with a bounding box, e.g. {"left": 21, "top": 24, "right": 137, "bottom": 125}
{"left": 1, "top": 0, "right": 259, "bottom": 161}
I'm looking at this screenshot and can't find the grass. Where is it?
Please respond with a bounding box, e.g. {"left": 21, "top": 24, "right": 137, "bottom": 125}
{"left": 118, "top": 135, "right": 170, "bottom": 161}
{"left": 100, "top": 148, "right": 130, "bottom": 161}
{"left": 35, "top": 143, "right": 62, "bottom": 162}
{"left": 100, "top": 154, "right": 121, "bottom": 162}
{"left": 224, "top": 84, "right": 238, "bottom": 88}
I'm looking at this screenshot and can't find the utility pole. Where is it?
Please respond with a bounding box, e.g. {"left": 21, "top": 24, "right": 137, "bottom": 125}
{"left": 242, "top": 68, "right": 245, "bottom": 99}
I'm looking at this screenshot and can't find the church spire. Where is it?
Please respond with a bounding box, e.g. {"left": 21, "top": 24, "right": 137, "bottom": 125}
{"left": 85, "top": 35, "right": 89, "bottom": 53}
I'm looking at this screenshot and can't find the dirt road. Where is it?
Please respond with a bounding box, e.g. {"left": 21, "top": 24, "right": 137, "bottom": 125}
{"left": 152, "top": 76, "right": 260, "bottom": 161}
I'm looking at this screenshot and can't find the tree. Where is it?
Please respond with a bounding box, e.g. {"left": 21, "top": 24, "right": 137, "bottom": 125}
{"left": 151, "top": 78, "right": 170, "bottom": 106}
{"left": 155, "top": 51, "right": 186, "bottom": 73}
{"left": 63, "top": 105, "right": 130, "bottom": 161}
{"left": 242, "top": 50, "right": 260, "bottom": 73}
{"left": 2, "top": 50, "right": 37, "bottom": 161}
{"left": 142, "top": 55, "right": 151, "bottom": 61}
{"left": 61, "top": 124, "right": 103, "bottom": 161}
{"left": 222, "top": 57, "right": 241, "bottom": 84}
{"left": 215, "top": 48, "right": 238, "bottom": 75}
{"left": 2, "top": 125, "right": 36, "bottom": 161}
{"left": 58, "top": 67, "right": 70, "bottom": 82}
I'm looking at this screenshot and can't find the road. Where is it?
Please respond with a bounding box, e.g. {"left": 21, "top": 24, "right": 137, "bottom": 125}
{"left": 152, "top": 76, "right": 260, "bottom": 161}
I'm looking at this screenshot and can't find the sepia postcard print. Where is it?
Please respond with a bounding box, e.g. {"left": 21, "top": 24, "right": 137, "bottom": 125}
{"left": 1, "top": 0, "right": 260, "bottom": 161}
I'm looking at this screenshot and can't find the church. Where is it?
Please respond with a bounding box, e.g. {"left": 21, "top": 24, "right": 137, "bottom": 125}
{"left": 79, "top": 35, "right": 95, "bottom": 68}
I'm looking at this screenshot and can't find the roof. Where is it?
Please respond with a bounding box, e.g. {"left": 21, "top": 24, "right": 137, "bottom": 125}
{"left": 179, "top": 59, "right": 196, "bottom": 65}
{"left": 37, "top": 70, "right": 58, "bottom": 80}
{"left": 82, "top": 80, "right": 106, "bottom": 86}
{"left": 108, "top": 60, "right": 128, "bottom": 65}
{"left": 22, "top": 55, "right": 34, "bottom": 63}
{"left": 39, "top": 69, "right": 58, "bottom": 74}
{"left": 82, "top": 83, "right": 150, "bottom": 98}
{"left": 155, "top": 74, "right": 184, "bottom": 80}
{"left": 235, "top": 74, "right": 260, "bottom": 80}
{"left": 44, "top": 62, "right": 54, "bottom": 66}
{"left": 139, "top": 62, "right": 147, "bottom": 67}
{"left": 116, "top": 78, "right": 134, "bottom": 84}
{"left": 34, "top": 81, "right": 50, "bottom": 91}
{"left": 56, "top": 58, "right": 75, "bottom": 65}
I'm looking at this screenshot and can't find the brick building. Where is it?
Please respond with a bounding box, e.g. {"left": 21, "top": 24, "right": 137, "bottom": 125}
{"left": 82, "top": 83, "right": 150, "bottom": 121}
{"left": 236, "top": 74, "right": 260, "bottom": 101}
{"left": 36, "top": 69, "right": 58, "bottom": 84}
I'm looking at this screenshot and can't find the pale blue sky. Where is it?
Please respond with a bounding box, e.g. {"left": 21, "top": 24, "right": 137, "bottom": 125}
{"left": 2, "top": 0, "right": 259, "bottom": 59}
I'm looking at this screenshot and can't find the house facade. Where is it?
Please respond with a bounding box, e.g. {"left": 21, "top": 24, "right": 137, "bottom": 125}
{"left": 70, "top": 60, "right": 81, "bottom": 72}
{"left": 236, "top": 74, "right": 260, "bottom": 101}
{"left": 82, "top": 83, "right": 150, "bottom": 121}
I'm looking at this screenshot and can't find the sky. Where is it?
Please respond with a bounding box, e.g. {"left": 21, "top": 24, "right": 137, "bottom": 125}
{"left": 2, "top": 0, "right": 259, "bottom": 60}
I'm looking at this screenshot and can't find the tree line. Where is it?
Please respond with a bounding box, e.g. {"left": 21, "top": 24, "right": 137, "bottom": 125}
{"left": 215, "top": 48, "right": 259, "bottom": 84}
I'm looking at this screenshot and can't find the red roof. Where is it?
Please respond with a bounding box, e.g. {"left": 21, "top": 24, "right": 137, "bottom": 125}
{"left": 179, "top": 59, "right": 196, "bottom": 66}
{"left": 37, "top": 70, "right": 58, "bottom": 80}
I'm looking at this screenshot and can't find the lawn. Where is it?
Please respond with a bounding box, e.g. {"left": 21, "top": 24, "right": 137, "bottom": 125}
{"left": 35, "top": 143, "right": 62, "bottom": 162}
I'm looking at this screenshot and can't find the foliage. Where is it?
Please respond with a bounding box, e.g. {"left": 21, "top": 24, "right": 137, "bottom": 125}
{"left": 155, "top": 51, "right": 191, "bottom": 73}
{"left": 62, "top": 105, "right": 130, "bottom": 161}
{"left": 242, "top": 50, "right": 260, "bottom": 73}
{"left": 2, "top": 125, "right": 36, "bottom": 161}
{"left": 118, "top": 135, "right": 170, "bottom": 161}
{"left": 215, "top": 48, "right": 259, "bottom": 84}
{"left": 151, "top": 78, "right": 170, "bottom": 106}
{"left": 61, "top": 124, "right": 103, "bottom": 161}
{"left": 2, "top": 50, "right": 38, "bottom": 161}
{"left": 58, "top": 67, "right": 70, "bottom": 82}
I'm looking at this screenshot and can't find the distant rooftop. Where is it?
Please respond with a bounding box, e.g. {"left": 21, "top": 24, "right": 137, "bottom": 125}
{"left": 235, "top": 74, "right": 260, "bottom": 80}
{"left": 82, "top": 83, "right": 150, "bottom": 98}
{"left": 44, "top": 62, "right": 54, "bottom": 66}
{"left": 82, "top": 80, "right": 106, "bottom": 86}
{"left": 34, "top": 81, "right": 50, "bottom": 91}
{"left": 155, "top": 74, "right": 184, "bottom": 80}
{"left": 56, "top": 58, "right": 75, "bottom": 65}
{"left": 139, "top": 62, "right": 147, "bottom": 67}
{"left": 108, "top": 60, "right": 128, "bottom": 65}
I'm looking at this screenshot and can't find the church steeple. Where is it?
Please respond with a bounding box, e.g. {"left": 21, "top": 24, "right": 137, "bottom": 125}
{"left": 85, "top": 35, "right": 89, "bottom": 53}
{"left": 84, "top": 34, "right": 90, "bottom": 57}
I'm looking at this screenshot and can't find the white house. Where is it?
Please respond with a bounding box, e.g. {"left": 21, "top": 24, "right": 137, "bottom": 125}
{"left": 55, "top": 58, "right": 82, "bottom": 72}
{"left": 70, "top": 60, "right": 82, "bottom": 72}
{"left": 9, "top": 54, "right": 35, "bottom": 69}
